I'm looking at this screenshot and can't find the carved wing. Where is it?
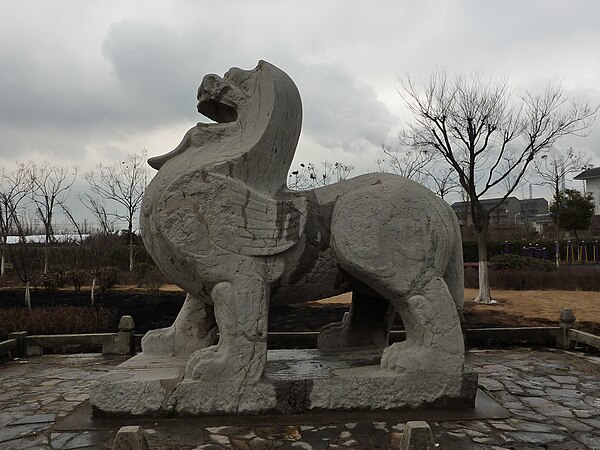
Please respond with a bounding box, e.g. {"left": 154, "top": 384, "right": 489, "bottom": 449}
{"left": 161, "top": 172, "right": 307, "bottom": 257}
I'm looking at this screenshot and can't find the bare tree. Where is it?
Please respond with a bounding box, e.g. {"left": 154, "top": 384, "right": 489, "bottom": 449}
{"left": 377, "top": 144, "right": 434, "bottom": 182}
{"left": 377, "top": 143, "right": 461, "bottom": 199}
{"left": 30, "top": 163, "right": 77, "bottom": 274}
{"left": 0, "top": 162, "right": 33, "bottom": 277}
{"left": 81, "top": 193, "right": 117, "bottom": 304}
{"left": 422, "top": 166, "right": 461, "bottom": 199}
{"left": 533, "top": 147, "right": 591, "bottom": 267}
{"left": 7, "top": 205, "right": 35, "bottom": 310}
{"left": 400, "top": 69, "right": 597, "bottom": 303}
{"left": 84, "top": 151, "right": 148, "bottom": 271}
{"left": 288, "top": 161, "right": 354, "bottom": 190}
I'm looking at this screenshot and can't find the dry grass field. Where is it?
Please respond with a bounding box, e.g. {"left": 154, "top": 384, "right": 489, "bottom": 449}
{"left": 463, "top": 288, "right": 599, "bottom": 325}
{"left": 316, "top": 289, "right": 600, "bottom": 334}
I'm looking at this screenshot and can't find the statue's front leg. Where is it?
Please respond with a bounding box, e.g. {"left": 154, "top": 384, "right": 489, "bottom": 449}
{"left": 141, "top": 293, "right": 217, "bottom": 356}
{"left": 186, "top": 276, "right": 269, "bottom": 383}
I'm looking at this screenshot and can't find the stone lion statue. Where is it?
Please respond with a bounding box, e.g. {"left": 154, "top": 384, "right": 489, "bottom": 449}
{"left": 140, "top": 60, "right": 465, "bottom": 384}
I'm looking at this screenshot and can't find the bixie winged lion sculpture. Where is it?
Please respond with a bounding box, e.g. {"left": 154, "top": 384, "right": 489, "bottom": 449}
{"left": 140, "top": 60, "right": 466, "bottom": 392}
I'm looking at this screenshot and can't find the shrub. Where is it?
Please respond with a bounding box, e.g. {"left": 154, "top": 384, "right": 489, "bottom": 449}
{"left": 39, "top": 269, "right": 66, "bottom": 292}
{"left": 0, "top": 306, "right": 116, "bottom": 335}
{"left": 132, "top": 262, "right": 153, "bottom": 287}
{"left": 464, "top": 266, "right": 600, "bottom": 290}
{"left": 145, "top": 268, "right": 166, "bottom": 305}
{"left": 97, "top": 267, "right": 120, "bottom": 293}
{"left": 67, "top": 269, "right": 88, "bottom": 292}
{"left": 489, "top": 254, "right": 554, "bottom": 272}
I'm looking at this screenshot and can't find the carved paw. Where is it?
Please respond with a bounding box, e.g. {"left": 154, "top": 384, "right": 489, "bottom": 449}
{"left": 185, "top": 341, "right": 265, "bottom": 384}
{"left": 317, "top": 316, "right": 348, "bottom": 353}
{"left": 380, "top": 341, "right": 463, "bottom": 374}
{"left": 141, "top": 325, "right": 217, "bottom": 357}
{"left": 185, "top": 345, "right": 229, "bottom": 381}
{"left": 318, "top": 313, "right": 386, "bottom": 354}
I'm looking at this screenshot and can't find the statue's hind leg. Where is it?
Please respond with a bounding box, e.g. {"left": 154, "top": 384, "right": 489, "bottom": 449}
{"left": 380, "top": 274, "right": 464, "bottom": 374}
{"left": 329, "top": 182, "right": 464, "bottom": 376}
{"left": 318, "top": 283, "right": 394, "bottom": 354}
{"left": 185, "top": 274, "right": 269, "bottom": 383}
{"left": 141, "top": 293, "right": 217, "bottom": 356}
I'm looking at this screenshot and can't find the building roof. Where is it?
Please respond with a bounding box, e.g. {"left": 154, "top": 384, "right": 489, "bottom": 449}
{"left": 451, "top": 196, "right": 548, "bottom": 208}
{"left": 451, "top": 196, "right": 519, "bottom": 208}
{"left": 574, "top": 167, "right": 600, "bottom": 180}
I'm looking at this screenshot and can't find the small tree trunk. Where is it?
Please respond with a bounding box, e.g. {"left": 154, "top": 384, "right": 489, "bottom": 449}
{"left": 128, "top": 224, "right": 134, "bottom": 272}
{"left": 129, "top": 244, "right": 134, "bottom": 272}
{"left": 555, "top": 181, "right": 561, "bottom": 269}
{"left": 474, "top": 223, "right": 495, "bottom": 304}
{"left": 91, "top": 276, "right": 96, "bottom": 306}
{"left": 44, "top": 234, "right": 49, "bottom": 274}
{"left": 25, "top": 280, "right": 31, "bottom": 310}
{"left": 0, "top": 237, "right": 6, "bottom": 277}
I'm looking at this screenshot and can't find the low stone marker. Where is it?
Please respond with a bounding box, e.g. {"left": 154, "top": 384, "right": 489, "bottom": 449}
{"left": 399, "top": 421, "right": 436, "bottom": 449}
{"left": 557, "top": 308, "right": 576, "bottom": 349}
{"left": 103, "top": 315, "right": 136, "bottom": 355}
{"left": 113, "top": 425, "right": 149, "bottom": 450}
{"left": 7, "top": 331, "right": 27, "bottom": 357}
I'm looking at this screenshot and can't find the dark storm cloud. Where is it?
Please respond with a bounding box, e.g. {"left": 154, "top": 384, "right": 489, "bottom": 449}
{"left": 102, "top": 20, "right": 204, "bottom": 124}
{"left": 100, "top": 19, "right": 396, "bottom": 154}
{"left": 0, "top": 0, "right": 598, "bottom": 175}
{"left": 295, "top": 64, "right": 395, "bottom": 152}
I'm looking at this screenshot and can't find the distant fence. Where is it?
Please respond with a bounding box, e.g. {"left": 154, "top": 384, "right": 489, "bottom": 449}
{"left": 1, "top": 310, "right": 598, "bottom": 360}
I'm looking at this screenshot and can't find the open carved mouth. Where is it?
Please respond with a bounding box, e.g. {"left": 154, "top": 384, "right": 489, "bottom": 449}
{"left": 197, "top": 78, "right": 239, "bottom": 123}
{"left": 197, "top": 97, "right": 237, "bottom": 123}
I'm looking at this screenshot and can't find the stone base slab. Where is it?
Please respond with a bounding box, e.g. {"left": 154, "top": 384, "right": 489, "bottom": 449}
{"left": 90, "top": 350, "right": 478, "bottom": 416}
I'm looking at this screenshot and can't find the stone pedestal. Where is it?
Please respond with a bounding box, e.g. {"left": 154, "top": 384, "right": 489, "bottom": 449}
{"left": 90, "top": 350, "right": 477, "bottom": 416}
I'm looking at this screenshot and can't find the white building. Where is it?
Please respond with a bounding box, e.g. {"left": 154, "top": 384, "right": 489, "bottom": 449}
{"left": 574, "top": 167, "right": 600, "bottom": 213}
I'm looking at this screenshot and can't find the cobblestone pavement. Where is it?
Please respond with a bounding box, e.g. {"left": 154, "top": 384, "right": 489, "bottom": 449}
{"left": 0, "top": 348, "right": 599, "bottom": 449}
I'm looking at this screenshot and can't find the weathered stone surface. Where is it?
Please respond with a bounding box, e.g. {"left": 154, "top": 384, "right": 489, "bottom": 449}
{"left": 118, "top": 315, "right": 135, "bottom": 332}
{"left": 89, "top": 355, "right": 187, "bottom": 415}
{"left": 113, "top": 426, "right": 149, "bottom": 450}
{"left": 399, "top": 421, "right": 436, "bottom": 449}
{"left": 93, "top": 60, "right": 470, "bottom": 415}
{"left": 90, "top": 351, "right": 477, "bottom": 415}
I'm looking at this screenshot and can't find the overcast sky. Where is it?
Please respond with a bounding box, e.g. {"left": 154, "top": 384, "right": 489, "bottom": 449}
{"left": 1, "top": 0, "right": 599, "bottom": 226}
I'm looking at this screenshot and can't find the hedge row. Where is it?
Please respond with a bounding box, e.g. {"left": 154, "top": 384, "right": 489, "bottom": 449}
{"left": 464, "top": 266, "right": 600, "bottom": 291}
{"left": 462, "top": 240, "right": 598, "bottom": 263}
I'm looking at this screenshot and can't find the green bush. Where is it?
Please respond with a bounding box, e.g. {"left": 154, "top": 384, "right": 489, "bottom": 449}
{"left": 489, "top": 254, "right": 554, "bottom": 271}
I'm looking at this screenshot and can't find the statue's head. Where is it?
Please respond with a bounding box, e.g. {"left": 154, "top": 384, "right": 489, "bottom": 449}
{"left": 196, "top": 61, "right": 269, "bottom": 123}
{"left": 148, "top": 60, "right": 302, "bottom": 188}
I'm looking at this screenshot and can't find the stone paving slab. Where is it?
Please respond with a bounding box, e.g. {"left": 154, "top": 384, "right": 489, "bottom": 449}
{"left": 0, "top": 348, "right": 599, "bottom": 449}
